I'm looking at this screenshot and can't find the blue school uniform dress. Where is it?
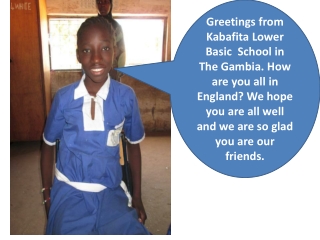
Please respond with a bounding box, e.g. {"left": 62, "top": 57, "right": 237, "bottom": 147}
{"left": 43, "top": 75, "right": 150, "bottom": 235}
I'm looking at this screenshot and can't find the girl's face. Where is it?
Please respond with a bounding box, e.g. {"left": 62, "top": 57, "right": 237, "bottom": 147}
{"left": 96, "top": 0, "right": 111, "bottom": 16}
{"left": 76, "top": 24, "right": 114, "bottom": 85}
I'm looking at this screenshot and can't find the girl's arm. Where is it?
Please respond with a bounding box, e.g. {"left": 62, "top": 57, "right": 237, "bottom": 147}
{"left": 126, "top": 142, "right": 147, "bottom": 224}
{"left": 40, "top": 142, "right": 55, "bottom": 218}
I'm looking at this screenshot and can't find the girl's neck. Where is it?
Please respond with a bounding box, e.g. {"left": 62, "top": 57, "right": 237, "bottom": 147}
{"left": 84, "top": 79, "right": 106, "bottom": 97}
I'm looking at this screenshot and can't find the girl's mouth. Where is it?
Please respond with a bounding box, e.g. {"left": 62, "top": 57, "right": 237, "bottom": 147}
{"left": 91, "top": 68, "right": 104, "bottom": 75}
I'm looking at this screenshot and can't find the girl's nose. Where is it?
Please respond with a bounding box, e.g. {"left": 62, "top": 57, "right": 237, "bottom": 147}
{"left": 91, "top": 51, "right": 102, "bottom": 63}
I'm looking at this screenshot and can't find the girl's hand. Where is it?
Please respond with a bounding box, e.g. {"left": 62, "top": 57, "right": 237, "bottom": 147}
{"left": 132, "top": 197, "right": 147, "bottom": 224}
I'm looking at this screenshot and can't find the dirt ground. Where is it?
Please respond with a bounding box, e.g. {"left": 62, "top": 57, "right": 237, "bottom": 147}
{"left": 140, "top": 135, "right": 171, "bottom": 235}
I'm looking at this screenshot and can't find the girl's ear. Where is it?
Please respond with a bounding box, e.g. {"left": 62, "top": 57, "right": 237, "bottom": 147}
{"left": 76, "top": 49, "right": 81, "bottom": 63}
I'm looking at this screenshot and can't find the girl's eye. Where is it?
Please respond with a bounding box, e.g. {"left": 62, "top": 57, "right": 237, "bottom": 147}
{"left": 82, "top": 49, "right": 90, "bottom": 53}
{"left": 102, "top": 47, "right": 110, "bottom": 51}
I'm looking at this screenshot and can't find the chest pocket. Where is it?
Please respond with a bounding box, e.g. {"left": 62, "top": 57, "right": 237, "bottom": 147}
{"left": 106, "top": 119, "right": 124, "bottom": 146}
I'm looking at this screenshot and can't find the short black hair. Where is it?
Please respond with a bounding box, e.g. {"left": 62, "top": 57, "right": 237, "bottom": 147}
{"left": 77, "top": 16, "right": 116, "bottom": 46}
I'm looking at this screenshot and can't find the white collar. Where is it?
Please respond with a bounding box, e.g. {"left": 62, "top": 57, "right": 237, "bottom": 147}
{"left": 74, "top": 74, "right": 110, "bottom": 100}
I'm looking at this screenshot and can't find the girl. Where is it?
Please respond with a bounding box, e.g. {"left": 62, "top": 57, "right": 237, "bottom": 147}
{"left": 40, "top": 16, "right": 150, "bottom": 235}
{"left": 96, "top": 0, "right": 126, "bottom": 81}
